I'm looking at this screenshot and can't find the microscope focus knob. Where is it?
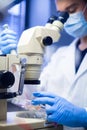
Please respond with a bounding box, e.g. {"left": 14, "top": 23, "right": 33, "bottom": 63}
{"left": 0, "top": 71, "right": 15, "bottom": 89}
{"left": 43, "top": 36, "right": 53, "bottom": 46}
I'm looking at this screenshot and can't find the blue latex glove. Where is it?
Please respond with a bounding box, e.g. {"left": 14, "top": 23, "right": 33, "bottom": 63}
{"left": 32, "top": 92, "right": 87, "bottom": 127}
{"left": 0, "top": 29, "right": 17, "bottom": 55}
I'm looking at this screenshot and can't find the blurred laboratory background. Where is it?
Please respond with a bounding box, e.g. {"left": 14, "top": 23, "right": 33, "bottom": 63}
{"left": 0, "top": 0, "right": 74, "bottom": 64}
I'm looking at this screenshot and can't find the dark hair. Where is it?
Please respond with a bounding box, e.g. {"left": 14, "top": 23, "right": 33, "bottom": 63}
{"left": 84, "top": 0, "right": 87, "bottom": 2}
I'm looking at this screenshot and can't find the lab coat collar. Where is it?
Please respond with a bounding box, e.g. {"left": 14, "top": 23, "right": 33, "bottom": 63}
{"left": 74, "top": 39, "right": 87, "bottom": 80}
{"left": 75, "top": 52, "right": 87, "bottom": 80}
{"left": 62, "top": 38, "right": 87, "bottom": 83}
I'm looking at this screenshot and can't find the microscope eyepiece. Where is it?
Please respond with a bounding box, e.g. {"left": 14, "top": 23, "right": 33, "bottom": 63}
{"left": 57, "top": 11, "right": 69, "bottom": 24}
{"left": 47, "top": 15, "right": 58, "bottom": 24}
{"left": 47, "top": 11, "right": 69, "bottom": 24}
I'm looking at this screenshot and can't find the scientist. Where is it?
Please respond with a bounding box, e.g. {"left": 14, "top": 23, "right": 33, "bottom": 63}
{"left": 32, "top": 0, "right": 87, "bottom": 130}
{"left": 0, "top": 25, "right": 17, "bottom": 55}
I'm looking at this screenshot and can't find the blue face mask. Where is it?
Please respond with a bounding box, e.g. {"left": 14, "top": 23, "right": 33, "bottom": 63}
{"left": 64, "top": 6, "right": 87, "bottom": 38}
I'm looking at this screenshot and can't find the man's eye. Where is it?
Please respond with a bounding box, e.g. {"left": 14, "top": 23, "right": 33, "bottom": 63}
{"left": 68, "top": 8, "right": 77, "bottom": 14}
{"left": 68, "top": 10, "right": 76, "bottom": 14}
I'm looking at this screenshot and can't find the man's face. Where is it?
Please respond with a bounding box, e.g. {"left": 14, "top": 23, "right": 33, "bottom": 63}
{"left": 55, "top": 0, "right": 87, "bottom": 19}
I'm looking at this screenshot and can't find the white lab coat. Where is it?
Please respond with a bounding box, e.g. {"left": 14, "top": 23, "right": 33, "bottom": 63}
{"left": 38, "top": 39, "right": 87, "bottom": 130}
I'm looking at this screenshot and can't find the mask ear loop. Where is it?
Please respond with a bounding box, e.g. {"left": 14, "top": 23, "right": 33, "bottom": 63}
{"left": 83, "top": 3, "right": 87, "bottom": 13}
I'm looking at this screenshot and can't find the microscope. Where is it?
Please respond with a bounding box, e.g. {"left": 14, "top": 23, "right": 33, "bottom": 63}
{"left": 0, "top": 11, "right": 69, "bottom": 130}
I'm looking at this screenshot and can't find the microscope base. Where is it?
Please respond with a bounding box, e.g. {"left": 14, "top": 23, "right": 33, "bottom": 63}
{"left": 0, "top": 112, "right": 63, "bottom": 130}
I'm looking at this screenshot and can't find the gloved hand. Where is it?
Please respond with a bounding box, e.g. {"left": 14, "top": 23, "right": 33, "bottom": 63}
{"left": 32, "top": 92, "right": 87, "bottom": 127}
{"left": 0, "top": 28, "right": 17, "bottom": 55}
